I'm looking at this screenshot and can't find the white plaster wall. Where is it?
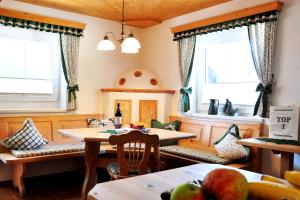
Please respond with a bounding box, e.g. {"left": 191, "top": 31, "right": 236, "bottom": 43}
{"left": 0, "top": 0, "right": 142, "bottom": 115}
{"left": 114, "top": 68, "right": 163, "bottom": 89}
{"left": 139, "top": 0, "right": 300, "bottom": 176}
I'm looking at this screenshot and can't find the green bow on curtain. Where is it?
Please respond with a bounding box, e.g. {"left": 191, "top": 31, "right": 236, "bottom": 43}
{"left": 253, "top": 82, "right": 272, "bottom": 118}
{"left": 180, "top": 87, "right": 192, "bottom": 112}
{"left": 67, "top": 84, "right": 79, "bottom": 103}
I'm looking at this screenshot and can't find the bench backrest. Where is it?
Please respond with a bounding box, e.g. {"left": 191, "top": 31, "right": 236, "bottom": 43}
{"left": 0, "top": 114, "right": 102, "bottom": 143}
{"left": 169, "top": 115, "right": 262, "bottom": 172}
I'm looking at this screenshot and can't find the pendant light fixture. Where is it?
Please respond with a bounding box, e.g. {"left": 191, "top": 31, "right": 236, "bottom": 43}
{"left": 97, "top": 0, "right": 141, "bottom": 54}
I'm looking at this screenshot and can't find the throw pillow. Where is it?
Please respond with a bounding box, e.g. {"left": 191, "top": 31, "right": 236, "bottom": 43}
{"left": 214, "top": 124, "right": 249, "bottom": 160}
{"left": 1, "top": 118, "right": 48, "bottom": 150}
{"left": 87, "top": 118, "right": 101, "bottom": 128}
{"left": 151, "top": 119, "right": 181, "bottom": 131}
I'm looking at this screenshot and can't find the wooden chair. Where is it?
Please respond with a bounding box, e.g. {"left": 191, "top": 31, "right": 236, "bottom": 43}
{"left": 107, "top": 130, "right": 160, "bottom": 180}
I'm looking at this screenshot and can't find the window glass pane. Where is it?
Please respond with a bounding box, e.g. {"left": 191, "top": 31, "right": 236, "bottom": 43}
{"left": 0, "top": 25, "right": 64, "bottom": 110}
{"left": 0, "top": 37, "right": 24, "bottom": 78}
{"left": 0, "top": 78, "right": 53, "bottom": 94}
{"left": 195, "top": 27, "right": 259, "bottom": 107}
{"left": 202, "top": 83, "right": 259, "bottom": 105}
{"left": 25, "top": 41, "right": 52, "bottom": 80}
{"left": 205, "top": 40, "right": 258, "bottom": 84}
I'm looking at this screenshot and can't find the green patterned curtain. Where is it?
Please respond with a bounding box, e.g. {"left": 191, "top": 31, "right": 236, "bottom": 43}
{"left": 59, "top": 34, "right": 80, "bottom": 111}
{"left": 248, "top": 19, "right": 278, "bottom": 118}
{"left": 178, "top": 36, "right": 196, "bottom": 113}
{"left": 173, "top": 11, "right": 278, "bottom": 41}
{"left": 0, "top": 15, "right": 83, "bottom": 36}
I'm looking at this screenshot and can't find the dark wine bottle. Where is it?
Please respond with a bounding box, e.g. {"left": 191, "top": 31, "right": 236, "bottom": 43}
{"left": 114, "top": 103, "right": 122, "bottom": 129}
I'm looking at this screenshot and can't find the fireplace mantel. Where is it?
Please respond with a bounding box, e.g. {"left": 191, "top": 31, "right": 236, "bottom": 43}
{"left": 100, "top": 88, "right": 176, "bottom": 94}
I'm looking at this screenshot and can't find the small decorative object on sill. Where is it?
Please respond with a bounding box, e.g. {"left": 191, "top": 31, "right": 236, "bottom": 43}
{"left": 256, "top": 138, "right": 300, "bottom": 146}
{"left": 269, "top": 106, "right": 299, "bottom": 141}
{"left": 223, "top": 99, "right": 238, "bottom": 116}
{"left": 208, "top": 99, "right": 219, "bottom": 115}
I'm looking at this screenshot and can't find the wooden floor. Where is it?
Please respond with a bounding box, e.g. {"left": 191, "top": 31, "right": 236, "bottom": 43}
{"left": 0, "top": 169, "right": 110, "bottom": 200}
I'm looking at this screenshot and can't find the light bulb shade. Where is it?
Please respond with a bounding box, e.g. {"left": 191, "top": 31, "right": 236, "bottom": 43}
{"left": 121, "top": 36, "right": 141, "bottom": 54}
{"left": 97, "top": 38, "right": 115, "bottom": 51}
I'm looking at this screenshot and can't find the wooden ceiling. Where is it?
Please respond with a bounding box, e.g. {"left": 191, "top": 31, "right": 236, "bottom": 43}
{"left": 15, "top": 0, "right": 231, "bottom": 28}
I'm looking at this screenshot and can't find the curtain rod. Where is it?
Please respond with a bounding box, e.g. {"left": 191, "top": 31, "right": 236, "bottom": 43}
{"left": 0, "top": 7, "right": 86, "bottom": 30}
{"left": 171, "top": 1, "right": 283, "bottom": 34}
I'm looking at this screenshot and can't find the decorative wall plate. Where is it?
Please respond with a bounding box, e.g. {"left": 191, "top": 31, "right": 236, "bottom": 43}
{"left": 134, "top": 70, "right": 142, "bottom": 77}
{"left": 119, "top": 78, "right": 126, "bottom": 85}
{"left": 150, "top": 78, "right": 158, "bottom": 85}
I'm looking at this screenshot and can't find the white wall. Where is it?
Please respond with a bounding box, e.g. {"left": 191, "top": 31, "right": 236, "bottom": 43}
{"left": 139, "top": 0, "right": 300, "bottom": 176}
{"left": 0, "top": 0, "right": 142, "bottom": 115}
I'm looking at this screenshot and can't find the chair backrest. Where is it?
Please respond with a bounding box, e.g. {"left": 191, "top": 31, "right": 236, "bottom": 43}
{"left": 109, "top": 130, "right": 160, "bottom": 176}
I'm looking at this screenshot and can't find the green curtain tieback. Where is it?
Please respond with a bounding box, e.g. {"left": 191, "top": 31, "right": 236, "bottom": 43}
{"left": 253, "top": 82, "right": 272, "bottom": 117}
{"left": 180, "top": 87, "right": 192, "bottom": 112}
{"left": 67, "top": 84, "right": 79, "bottom": 102}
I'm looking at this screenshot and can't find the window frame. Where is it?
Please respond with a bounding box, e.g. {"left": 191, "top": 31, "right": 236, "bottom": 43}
{"left": 0, "top": 25, "right": 67, "bottom": 111}
{"left": 190, "top": 27, "right": 259, "bottom": 116}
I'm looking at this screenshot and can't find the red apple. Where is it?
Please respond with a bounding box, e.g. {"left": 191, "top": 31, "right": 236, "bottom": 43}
{"left": 202, "top": 168, "right": 249, "bottom": 200}
{"left": 170, "top": 183, "right": 206, "bottom": 200}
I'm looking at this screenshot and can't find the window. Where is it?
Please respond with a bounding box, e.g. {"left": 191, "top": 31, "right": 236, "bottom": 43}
{"left": 0, "top": 25, "right": 66, "bottom": 111}
{"left": 191, "top": 27, "right": 259, "bottom": 115}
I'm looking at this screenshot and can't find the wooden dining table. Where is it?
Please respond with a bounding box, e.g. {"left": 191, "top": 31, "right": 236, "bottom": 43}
{"left": 57, "top": 128, "right": 196, "bottom": 200}
{"left": 237, "top": 137, "right": 300, "bottom": 178}
{"left": 87, "top": 163, "right": 262, "bottom": 200}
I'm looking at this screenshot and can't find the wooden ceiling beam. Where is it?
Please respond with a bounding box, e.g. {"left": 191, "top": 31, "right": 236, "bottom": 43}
{"left": 0, "top": 7, "right": 86, "bottom": 29}
{"left": 171, "top": 1, "right": 284, "bottom": 34}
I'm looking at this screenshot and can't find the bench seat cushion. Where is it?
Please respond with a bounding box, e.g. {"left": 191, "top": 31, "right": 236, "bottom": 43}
{"left": 160, "top": 145, "right": 233, "bottom": 165}
{"left": 10, "top": 142, "right": 86, "bottom": 158}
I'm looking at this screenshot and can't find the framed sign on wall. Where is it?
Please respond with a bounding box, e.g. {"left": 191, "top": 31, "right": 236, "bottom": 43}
{"left": 269, "top": 106, "right": 299, "bottom": 141}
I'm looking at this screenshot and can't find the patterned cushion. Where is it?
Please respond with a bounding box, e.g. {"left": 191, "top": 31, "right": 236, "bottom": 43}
{"left": 87, "top": 118, "right": 102, "bottom": 128}
{"left": 160, "top": 145, "right": 233, "bottom": 165}
{"left": 1, "top": 119, "right": 48, "bottom": 150}
{"left": 10, "top": 142, "right": 106, "bottom": 158}
{"left": 214, "top": 124, "right": 250, "bottom": 160}
{"left": 107, "top": 162, "right": 151, "bottom": 176}
{"left": 87, "top": 118, "right": 114, "bottom": 128}
{"left": 151, "top": 119, "right": 181, "bottom": 131}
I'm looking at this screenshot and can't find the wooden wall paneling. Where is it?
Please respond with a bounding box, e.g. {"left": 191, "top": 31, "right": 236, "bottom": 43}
{"left": 169, "top": 115, "right": 263, "bottom": 172}
{"left": 0, "top": 114, "right": 102, "bottom": 142}
{"left": 139, "top": 100, "right": 157, "bottom": 128}
{"left": 114, "top": 100, "right": 132, "bottom": 126}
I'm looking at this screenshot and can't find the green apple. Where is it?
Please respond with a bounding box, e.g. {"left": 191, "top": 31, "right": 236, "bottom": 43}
{"left": 170, "top": 183, "right": 206, "bottom": 200}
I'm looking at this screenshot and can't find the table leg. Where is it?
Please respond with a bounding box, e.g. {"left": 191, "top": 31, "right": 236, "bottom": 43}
{"left": 280, "top": 152, "right": 294, "bottom": 178}
{"left": 82, "top": 141, "right": 100, "bottom": 200}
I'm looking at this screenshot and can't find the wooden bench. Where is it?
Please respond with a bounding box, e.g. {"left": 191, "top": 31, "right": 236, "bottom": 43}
{"left": 0, "top": 113, "right": 101, "bottom": 195}
{"left": 160, "top": 116, "right": 263, "bottom": 172}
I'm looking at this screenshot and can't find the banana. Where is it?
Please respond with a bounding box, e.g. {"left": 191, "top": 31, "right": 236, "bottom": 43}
{"left": 261, "top": 174, "right": 288, "bottom": 184}
{"left": 249, "top": 181, "right": 300, "bottom": 200}
{"left": 285, "top": 171, "right": 300, "bottom": 187}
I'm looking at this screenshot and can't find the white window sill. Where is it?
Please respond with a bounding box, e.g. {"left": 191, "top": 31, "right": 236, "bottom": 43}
{"left": 183, "top": 112, "right": 264, "bottom": 124}
{"left": 0, "top": 109, "right": 67, "bottom": 114}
